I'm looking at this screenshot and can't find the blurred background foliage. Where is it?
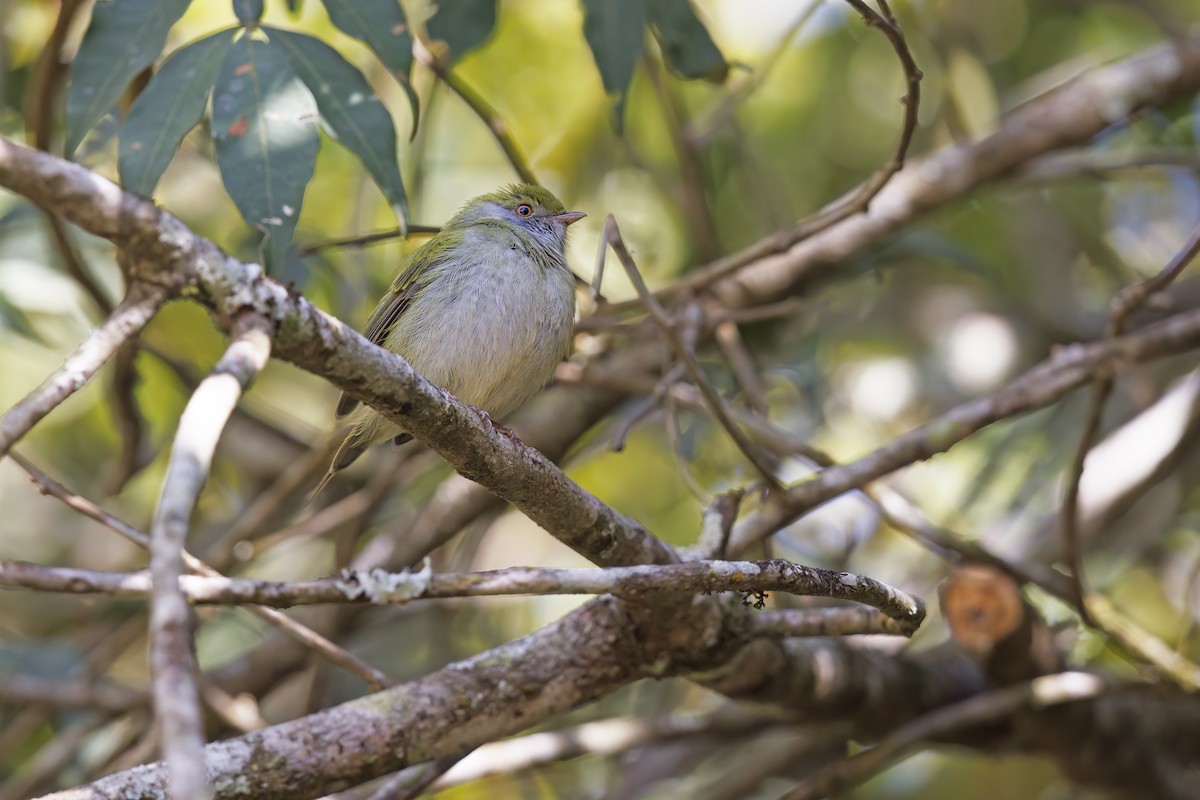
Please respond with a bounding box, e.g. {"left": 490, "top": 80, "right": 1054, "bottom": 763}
{"left": 2, "top": 0, "right": 1200, "bottom": 797}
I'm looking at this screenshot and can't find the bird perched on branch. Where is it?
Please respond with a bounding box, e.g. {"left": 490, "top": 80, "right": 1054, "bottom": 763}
{"left": 315, "top": 184, "right": 585, "bottom": 494}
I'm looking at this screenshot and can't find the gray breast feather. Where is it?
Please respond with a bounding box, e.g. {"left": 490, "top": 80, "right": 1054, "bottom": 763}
{"left": 386, "top": 243, "right": 576, "bottom": 419}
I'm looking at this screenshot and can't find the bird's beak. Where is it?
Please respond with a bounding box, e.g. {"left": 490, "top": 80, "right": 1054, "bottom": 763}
{"left": 554, "top": 211, "right": 586, "bottom": 226}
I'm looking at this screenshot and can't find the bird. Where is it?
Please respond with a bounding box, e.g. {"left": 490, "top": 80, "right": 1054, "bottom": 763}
{"left": 315, "top": 183, "right": 585, "bottom": 494}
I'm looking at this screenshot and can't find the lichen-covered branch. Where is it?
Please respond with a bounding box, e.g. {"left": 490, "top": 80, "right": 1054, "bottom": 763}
{"left": 0, "top": 558, "right": 923, "bottom": 631}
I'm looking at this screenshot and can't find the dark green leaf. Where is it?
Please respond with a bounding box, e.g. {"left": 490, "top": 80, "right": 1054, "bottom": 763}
{"left": 647, "top": 0, "right": 726, "bottom": 82}
{"left": 582, "top": 0, "right": 646, "bottom": 123}
{"left": 65, "top": 0, "right": 193, "bottom": 157}
{"left": 233, "top": 0, "right": 264, "bottom": 25}
{"left": 212, "top": 36, "right": 319, "bottom": 271}
{"left": 321, "top": 0, "right": 419, "bottom": 131}
{"left": 119, "top": 31, "right": 234, "bottom": 196}
{"left": 265, "top": 28, "right": 408, "bottom": 233}
{"left": 426, "top": 0, "right": 498, "bottom": 62}
{"left": 285, "top": 0, "right": 303, "bottom": 12}
{"left": 278, "top": 244, "right": 313, "bottom": 287}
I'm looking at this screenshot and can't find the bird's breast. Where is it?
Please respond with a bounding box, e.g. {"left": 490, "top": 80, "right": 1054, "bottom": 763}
{"left": 388, "top": 246, "right": 576, "bottom": 417}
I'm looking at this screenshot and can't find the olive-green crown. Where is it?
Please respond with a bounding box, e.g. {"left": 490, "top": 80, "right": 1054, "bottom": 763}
{"left": 475, "top": 183, "right": 567, "bottom": 215}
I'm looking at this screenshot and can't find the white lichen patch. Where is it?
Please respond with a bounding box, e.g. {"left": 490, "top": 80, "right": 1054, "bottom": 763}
{"left": 708, "top": 560, "right": 761, "bottom": 578}
{"left": 335, "top": 559, "right": 433, "bottom": 604}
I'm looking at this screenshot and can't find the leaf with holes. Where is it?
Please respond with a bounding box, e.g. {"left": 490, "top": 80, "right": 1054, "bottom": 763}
{"left": 119, "top": 31, "right": 234, "bottom": 196}
{"left": 582, "top": 0, "right": 646, "bottom": 125}
{"left": 65, "top": 0, "right": 193, "bottom": 157}
{"left": 322, "top": 0, "right": 419, "bottom": 131}
{"left": 266, "top": 27, "right": 408, "bottom": 234}
{"left": 426, "top": 0, "right": 498, "bottom": 62}
{"left": 211, "top": 36, "right": 319, "bottom": 271}
{"left": 647, "top": 0, "right": 726, "bottom": 82}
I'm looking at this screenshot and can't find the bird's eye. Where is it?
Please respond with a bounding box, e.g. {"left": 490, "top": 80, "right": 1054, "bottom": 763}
{"left": 516, "top": 204, "right": 533, "bottom": 217}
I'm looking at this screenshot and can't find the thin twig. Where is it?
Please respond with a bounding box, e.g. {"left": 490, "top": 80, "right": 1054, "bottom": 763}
{"left": 25, "top": 0, "right": 115, "bottom": 317}
{"left": 202, "top": 436, "right": 338, "bottom": 569}
{"left": 1060, "top": 222, "right": 1200, "bottom": 614}
{"left": 413, "top": 40, "right": 538, "bottom": 185}
{"left": 642, "top": 54, "right": 719, "bottom": 260}
{"left": 609, "top": 363, "right": 686, "bottom": 452}
{"left": 0, "top": 282, "right": 166, "bottom": 459}
{"left": 149, "top": 315, "right": 273, "bottom": 800}
{"left": 9, "top": 455, "right": 394, "bottom": 691}
{"left": 605, "top": 0, "right": 923, "bottom": 311}
{"left": 781, "top": 672, "right": 1108, "bottom": 800}
{"left": 295, "top": 225, "right": 440, "bottom": 257}
{"left": 361, "top": 754, "right": 468, "bottom": 800}
{"left": 686, "top": 488, "right": 746, "bottom": 560}
{"left": 729, "top": 303, "right": 1200, "bottom": 555}
{"left": 713, "top": 313, "right": 770, "bottom": 415}
{"left": 106, "top": 340, "right": 151, "bottom": 494}
{"left": 603, "top": 215, "right": 786, "bottom": 492}
{"left": 432, "top": 710, "right": 795, "bottom": 790}
{"left": 688, "top": 0, "right": 826, "bottom": 147}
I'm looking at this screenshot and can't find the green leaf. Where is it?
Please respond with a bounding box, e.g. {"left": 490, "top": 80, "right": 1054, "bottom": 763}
{"left": 233, "top": 0, "right": 264, "bottom": 25}
{"left": 647, "top": 0, "right": 726, "bottom": 82}
{"left": 265, "top": 28, "right": 408, "bottom": 233}
{"left": 426, "top": 0, "right": 498, "bottom": 62}
{"left": 65, "top": 0, "right": 194, "bottom": 157}
{"left": 321, "top": 0, "right": 419, "bottom": 132}
{"left": 119, "top": 31, "right": 234, "bottom": 196}
{"left": 212, "top": 36, "right": 319, "bottom": 272}
{"left": 582, "top": 0, "right": 646, "bottom": 123}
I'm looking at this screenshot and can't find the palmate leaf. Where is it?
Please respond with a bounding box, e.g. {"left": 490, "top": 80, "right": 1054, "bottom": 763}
{"left": 65, "top": 0, "right": 193, "bottom": 157}
{"left": 211, "top": 35, "right": 319, "bottom": 272}
{"left": 119, "top": 31, "right": 234, "bottom": 196}
{"left": 426, "top": 0, "right": 499, "bottom": 62}
{"left": 266, "top": 27, "right": 409, "bottom": 233}
{"left": 321, "top": 0, "right": 420, "bottom": 130}
{"left": 581, "top": 0, "right": 646, "bottom": 125}
{"left": 647, "top": 0, "right": 727, "bottom": 82}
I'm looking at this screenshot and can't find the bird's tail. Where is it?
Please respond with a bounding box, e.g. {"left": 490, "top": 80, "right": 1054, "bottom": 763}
{"left": 308, "top": 424, "right": 373, "bottom": 501}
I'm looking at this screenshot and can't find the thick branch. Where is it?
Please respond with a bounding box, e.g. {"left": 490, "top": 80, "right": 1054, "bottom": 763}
{"left": 40, "top": 598, "right": 643, "bottom": 800}
{"left": 0, "top": 136, "right": 675, "bottom": 570}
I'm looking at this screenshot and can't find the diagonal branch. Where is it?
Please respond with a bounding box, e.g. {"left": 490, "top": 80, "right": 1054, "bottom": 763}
{"left": 604, "top": 215, "right": 786, "bottom": 492}
{"left": 730, "top": 305, "right": 1200, "bottom": 554}
{"left": 1059, "top": 222, "right": 1200, "bottom": 613}
{"left": 0, "top": 282, "right": 166, "bottom": 458}
{"left": 0, "top": 134, "right": 677, "bottom": 570}
{"left": 782, "top": 672, "right": 1109, "bottom": 800}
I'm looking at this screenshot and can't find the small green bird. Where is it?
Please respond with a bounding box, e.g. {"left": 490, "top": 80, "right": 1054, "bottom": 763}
{"left": 318, "top": 184, "right": 584, "bottom": 492}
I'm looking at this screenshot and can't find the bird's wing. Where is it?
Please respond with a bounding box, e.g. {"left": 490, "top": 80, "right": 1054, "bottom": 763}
{"left": 335, "top": 246, "right": 442, "bottom": 418}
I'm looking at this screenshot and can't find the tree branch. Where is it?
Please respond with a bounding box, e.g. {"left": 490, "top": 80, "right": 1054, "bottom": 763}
{"left": 730, "top": 305, "right": 1200, "bottom": 554}
{"left": 0, "top": 282, "right": 166, "bottom": 458}
{"left": 148, "top": 315, "right": 273, "bottom": 800}
{"left": 0, "top": 558, "right": 923, "bottom": 630}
